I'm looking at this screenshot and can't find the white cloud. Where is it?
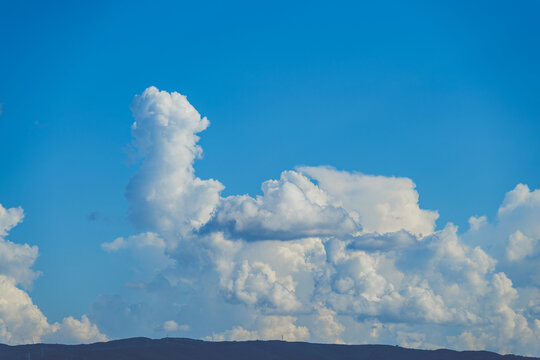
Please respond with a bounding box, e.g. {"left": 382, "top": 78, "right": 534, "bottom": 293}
{"left": 126, "top": 86, "right": 224, "bottom": 243}
{"left": 207, "top": 235, "right": 326, "bottom": 314}
{"left": 227, "top": 260, "right": 301, "bottom": 312}
{"left": 462, "top": 183, "right": 540, "bottom": 286}
{"left": 208, "top": 316, "right": 309, "bottom": 342}
{"left": 0, "top": 204, "right": 24, "bottom": 237}
{"left": 298, "top": 166, "right": 438, "bottom": 237}
{"left": 0, "top": 203, "right": 106, "bottom": 345}
{"left": 44, "top": 315, "right": 108, "bottom": 345}
{"left": 311, "top": 306, "right": 345, "bottom": 343}
{"left": 162, "top": 320, "right": 189, "bottom": 332}
{"left": 498, "top": 184, "right": 540, "bottom": 216}
{"left": 506, "top": 230, "right": 535, "bottom": 262}
{"left": 497, "top": 184, "right": 540, "bottom": 241}
{"left": 256, "top": 315, "right": 310, "bottom": 341}
{"left": 0, "top": 234, "right": 39, "bottom": 289}
{"left": 207, "top": 326, "right": 258, "bottom": 341}
{"left": 0, "top": 274, "right": 50, "bottom": 344}
{"left": 101, "top": 232, "right": 166, "bottom": 253}
{"left": 468, "top": 215, "right": 487, "bottom": 231}
{"left": 101, "top": 237, "right": 127, "bottom": 252}
{"left": 212, "top": 170, "right": 358, "bottom": 240}
{"left": 98, "top": 87, "right": 540, "bottom": 356}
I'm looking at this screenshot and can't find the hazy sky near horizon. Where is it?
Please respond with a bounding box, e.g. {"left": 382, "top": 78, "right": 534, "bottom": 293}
{"left": 1, "top": 0, "right": 540, "bottom": 355}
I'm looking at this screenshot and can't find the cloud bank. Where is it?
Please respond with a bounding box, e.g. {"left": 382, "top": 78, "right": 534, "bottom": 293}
{"left": 4, "top": 86, "right": 536, "bottom": 354}
{"left": 96, "top": 87, "right": 540, "bottom": 356}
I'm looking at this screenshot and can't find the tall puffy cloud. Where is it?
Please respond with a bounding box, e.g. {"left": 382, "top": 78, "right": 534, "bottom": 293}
{"left": 100, "top": 87, "right": 540, "bottom": 356}
{"left": 126, "top": 86, "right": 224, "bottom": 243}
{"left": 0, "top": 204, "right": 106, "bottom": 345}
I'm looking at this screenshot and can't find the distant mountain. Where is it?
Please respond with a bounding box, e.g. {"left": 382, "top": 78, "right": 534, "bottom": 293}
{"left": 0, "top": 337, "right": 537, "bottom": 360}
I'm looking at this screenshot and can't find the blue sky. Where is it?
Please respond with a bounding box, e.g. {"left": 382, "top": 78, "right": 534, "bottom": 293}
{"left": 1, "top": 0, "right": 540, "bottom": 354}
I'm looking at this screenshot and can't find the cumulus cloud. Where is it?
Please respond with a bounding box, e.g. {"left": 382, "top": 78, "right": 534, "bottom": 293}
{"left": 210, "top": 170, "right": 358, "bottom": 240}
{"left": 462, "top": 183, "right": 540, "bottom": 287}
{"left": 506, "top": 230, "right": 535, "bottom": 262}
{"left": 43, "top": 315, "right": 107, "bottom": 344}
{"left": 0, "top": 228, "right": 40, "bottom": 288}
{"left": 160, "top": 320, "right": 189, "bottom": 332}
{"left": 97, "top": 87, "right": 540, "bottom": 356}
{"left": 311, "top": 306, "right": 345, "bottom": 343}
{"left": 0, "top": 204, "right": 24, "bottom": 237}
{"left": 498, "top": 184, "right": 540, "bottom": 242}
{"left": 0, "top": 274, "right": 50, "bottom": 344}
{"left": 126, "top": 86, "right": 224, "bottom": 243}
{"left": 207, "top": 315, "right": 309, "bottom": 342}
{"left": 298, "top": 166, "right": 439, "bottom": 237}
{"left": 0, "top": 203, "right": 106, "bottom": 345}
{"left": 226, "top": 260, "right": 301, "bottom": 312}
{"left": 468, "top": 215, "right": 487, "bottom": 231}
{"left": 497, "top": 185, "right": 540, "bottom": 248}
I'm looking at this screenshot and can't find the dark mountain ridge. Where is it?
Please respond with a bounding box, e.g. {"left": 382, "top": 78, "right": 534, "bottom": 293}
{"left": 0, "top": 337, "right": 537, "bottom": 360}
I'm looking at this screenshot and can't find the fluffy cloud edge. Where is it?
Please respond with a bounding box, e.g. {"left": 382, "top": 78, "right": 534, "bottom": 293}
{"left": 0, "top": 204, "right": 107, "bottom": 345}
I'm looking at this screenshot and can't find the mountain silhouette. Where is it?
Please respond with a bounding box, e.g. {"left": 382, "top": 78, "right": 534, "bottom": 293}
{"left": 0, "top": 337, "right": 537, "bottom": 360}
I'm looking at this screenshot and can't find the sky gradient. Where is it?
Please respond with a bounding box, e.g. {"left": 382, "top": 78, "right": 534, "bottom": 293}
{"left": 1, "top": 0, "right": 540, "bottom": 355}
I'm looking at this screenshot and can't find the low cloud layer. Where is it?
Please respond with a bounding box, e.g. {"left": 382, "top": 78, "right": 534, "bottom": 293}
{"left": 96, "top": 87, "right": 540, "bottom": 356}
{"left": 3, "top": 86, "right": 539, "bottom": 355}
